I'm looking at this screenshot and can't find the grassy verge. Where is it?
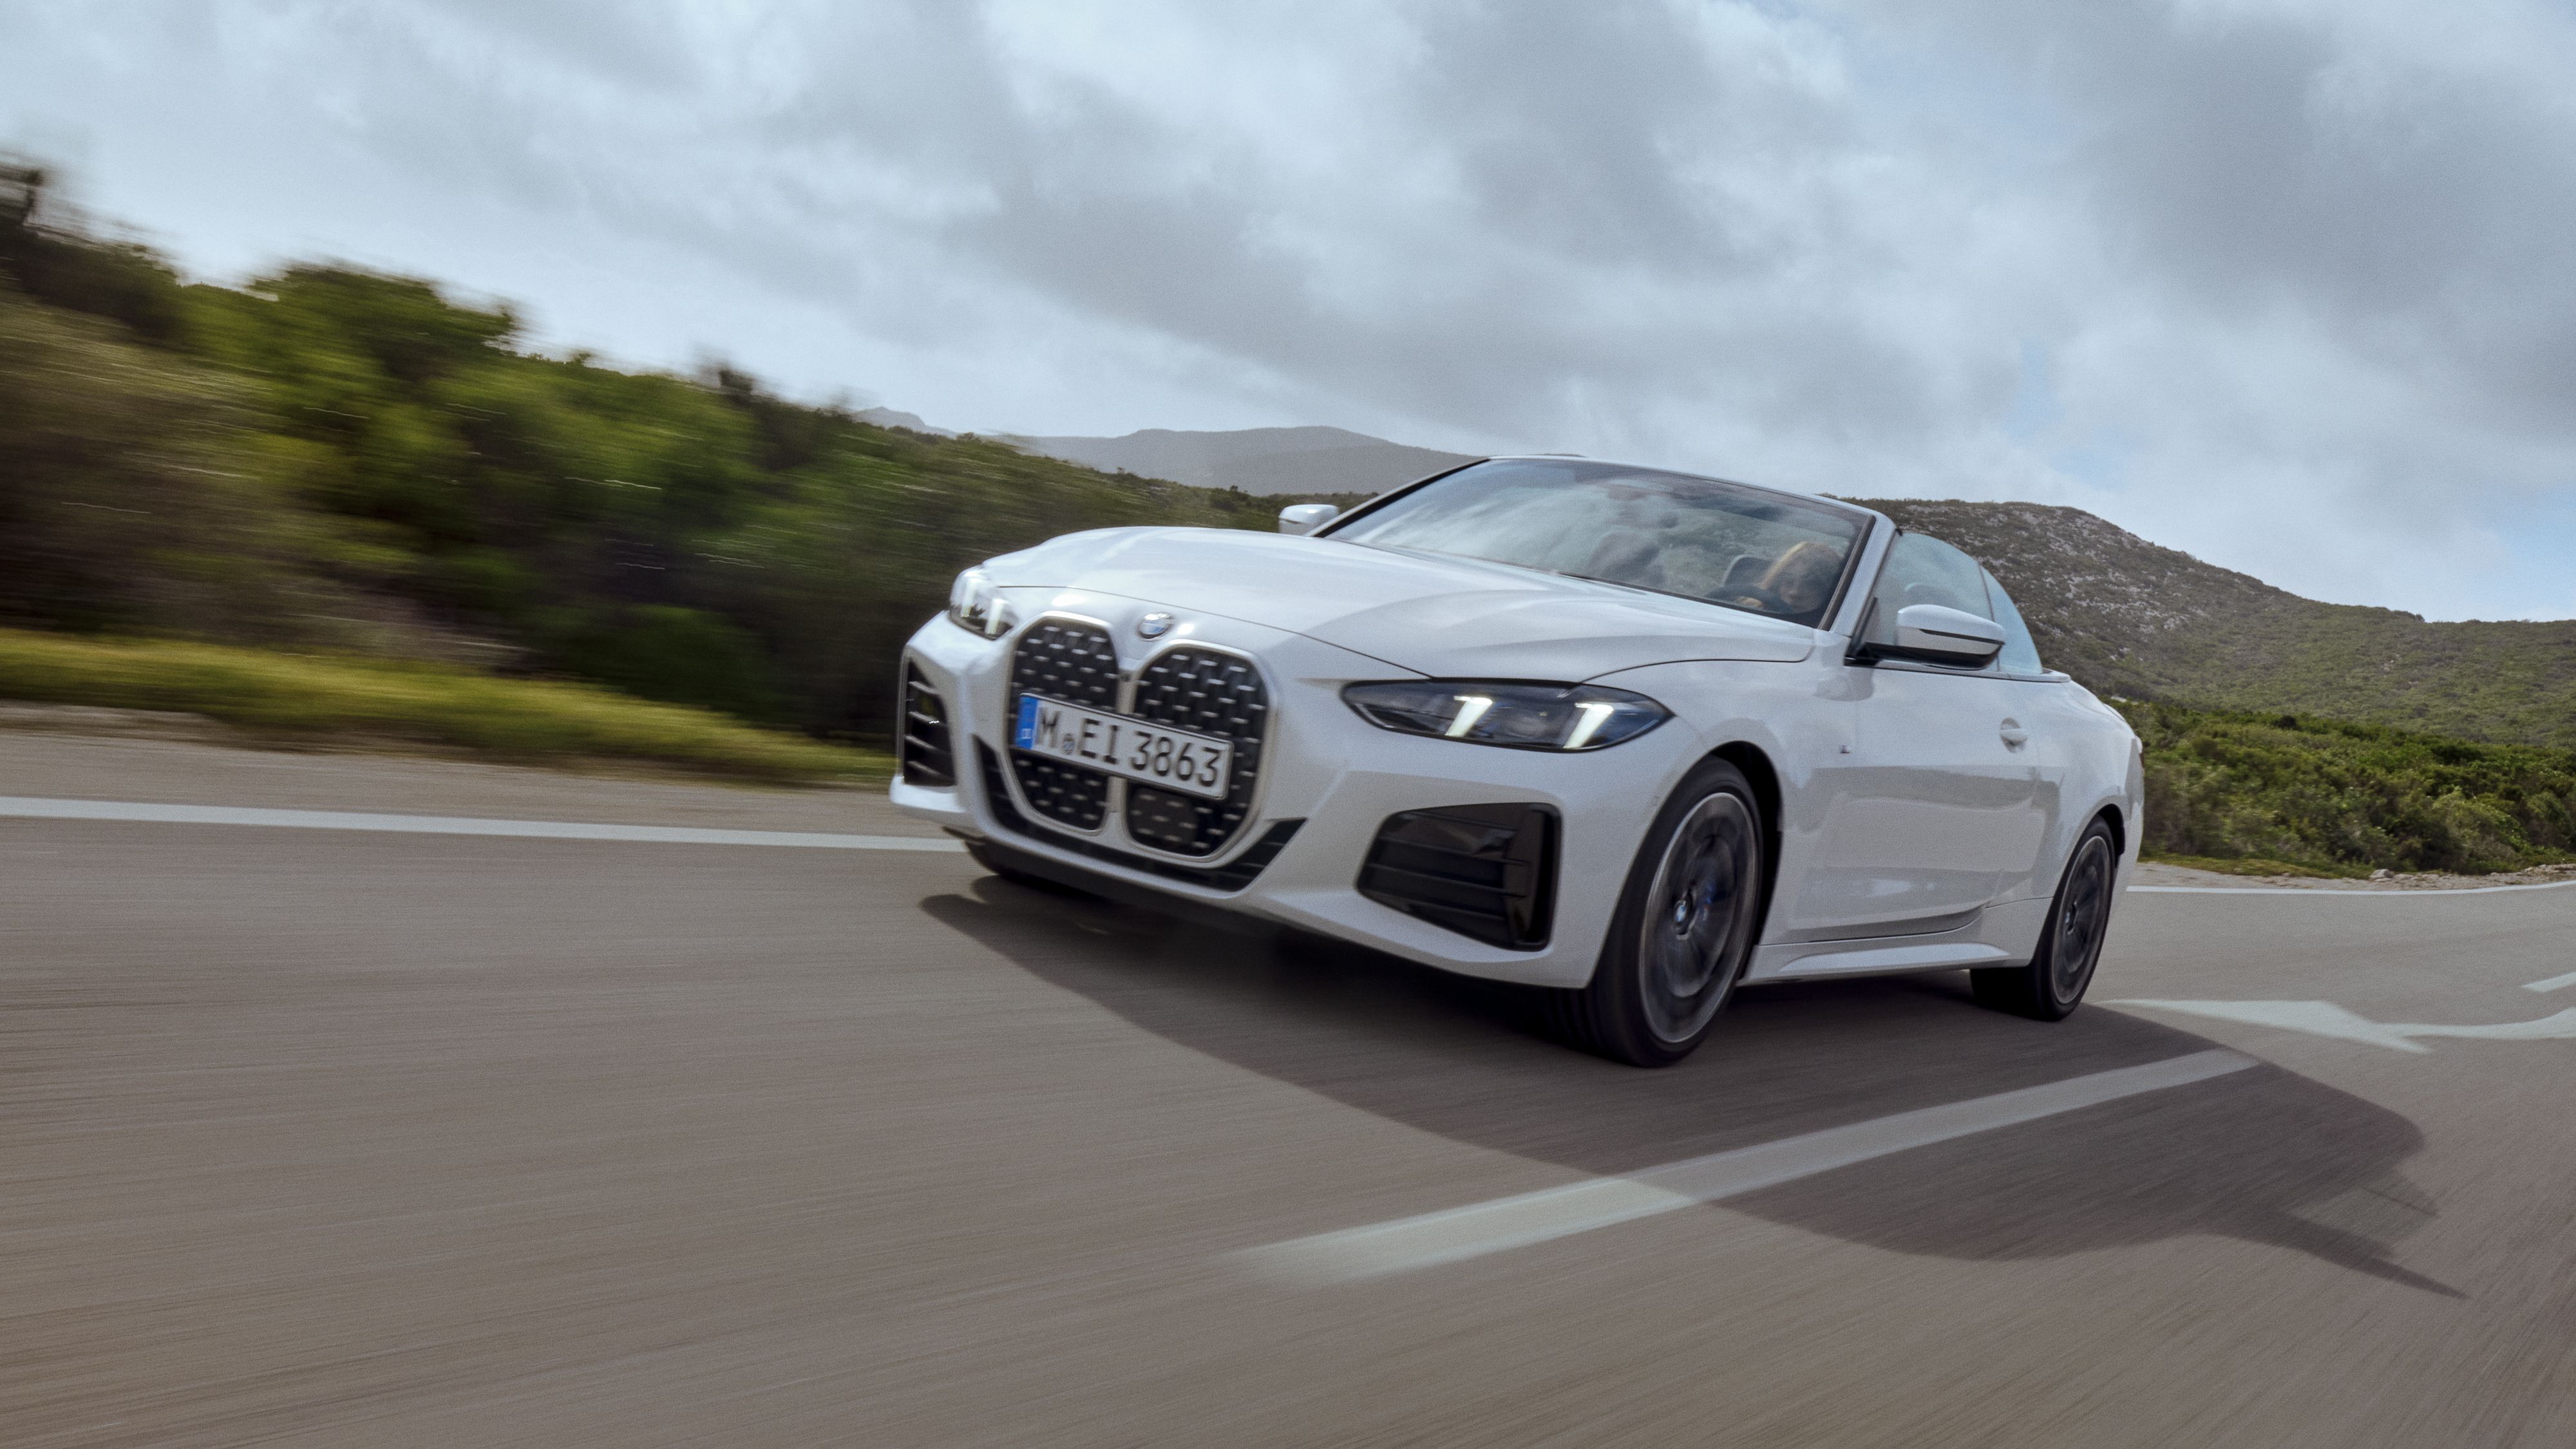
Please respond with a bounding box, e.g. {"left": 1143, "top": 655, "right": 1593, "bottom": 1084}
{"left": 2120, "top": 699, "right": 2576, "bottom": 875}
{"left": 0, "top": 627, "right": 890, "bottom": 785}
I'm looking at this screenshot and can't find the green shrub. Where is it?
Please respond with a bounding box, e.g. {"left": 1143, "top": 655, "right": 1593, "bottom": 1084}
{"left": 546, "top": 605, "right": 788, "bottom": 724}
{"left": 0, "top": 287, "right": 312, "bottom": 639}
{"left": 2122, "top": 700, "right": 2576, "bottom": 874}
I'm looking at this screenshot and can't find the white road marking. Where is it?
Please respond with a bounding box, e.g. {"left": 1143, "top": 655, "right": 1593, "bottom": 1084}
{"left": 1236, "top": 1048, "right": 2257, "bottom": 1285}
{"left": 2524, "top": 970, "right": 2576, "bottom": 994}
{"left": 0, "top": 796, "right": 966, "bottom": 852}
{"left": 2132, "top": 880, "right": 2576, "bottom": 896}
{"left": 2114, "top": 998, "right": 2576, "bottom": 1053}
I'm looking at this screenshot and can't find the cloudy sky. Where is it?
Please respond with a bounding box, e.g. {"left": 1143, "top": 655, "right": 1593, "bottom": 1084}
{"left": 8, "top": 0, "right": 2574, "bottom": 620}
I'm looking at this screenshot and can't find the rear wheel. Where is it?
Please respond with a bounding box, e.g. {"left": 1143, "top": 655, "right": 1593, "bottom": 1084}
{"left": 1551, "top": 761, "right": 1766, "bottom": 1067}
{"left": 1973, "top": 819, "right": 2117, "bottom": 1021}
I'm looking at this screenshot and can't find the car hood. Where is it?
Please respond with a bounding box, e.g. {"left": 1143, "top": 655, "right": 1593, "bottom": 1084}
{"left": 984, "top": 527, "right": 1817, "bottom": 679}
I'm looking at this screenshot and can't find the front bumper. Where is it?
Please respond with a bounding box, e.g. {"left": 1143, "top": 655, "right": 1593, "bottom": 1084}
{"left": 891, "top": 589, "right": 1705, "bottom": 989}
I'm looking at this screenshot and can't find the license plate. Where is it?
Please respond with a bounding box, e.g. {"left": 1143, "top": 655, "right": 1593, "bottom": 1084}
{"left": 1013, "top": 696, "right": 1234, "bottom": 800}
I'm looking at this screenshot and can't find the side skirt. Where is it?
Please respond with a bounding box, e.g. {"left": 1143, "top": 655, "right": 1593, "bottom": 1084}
{"left": 1744, "top": 895, "right": 2049, "bottom": 983}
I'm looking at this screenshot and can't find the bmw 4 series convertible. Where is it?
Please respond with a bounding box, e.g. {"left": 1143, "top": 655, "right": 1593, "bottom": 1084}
{"left": 891, "top": 457, "right": 2143, "bottom": 1066}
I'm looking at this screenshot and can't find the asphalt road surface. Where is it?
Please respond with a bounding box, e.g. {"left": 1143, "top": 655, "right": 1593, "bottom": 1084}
{"left": 4, "top": 734, "right": 2572, "bottom": 1447}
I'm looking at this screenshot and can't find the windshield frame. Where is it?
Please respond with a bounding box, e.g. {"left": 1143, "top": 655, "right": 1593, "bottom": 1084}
{"left": 1318, "top": 457, "right": 1880, "bottom": 630}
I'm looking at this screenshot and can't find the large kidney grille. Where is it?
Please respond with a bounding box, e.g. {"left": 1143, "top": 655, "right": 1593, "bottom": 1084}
{"left": 1123, "top": 647, "right": 1268, "bottom": 856}
{"left": 1006, "top": 620, "right": 1270, "bottom": 857}
{"left": 1004, "top": 620, "right": 1117, "bottom": 831}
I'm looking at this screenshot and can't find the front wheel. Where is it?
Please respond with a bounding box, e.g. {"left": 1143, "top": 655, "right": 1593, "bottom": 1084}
{"left": 1972, "top": 819, "right": 2118, "bottom": 1021}
{"left": 1549, "top": 761, "right": 1767, "bottom": 1067}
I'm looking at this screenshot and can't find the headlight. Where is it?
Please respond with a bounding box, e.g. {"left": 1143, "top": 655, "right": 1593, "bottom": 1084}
{"left": 947, "top": 567, "right": 1015, "bottom": 639}
{"left": 1341, "top": 681, "right": 1670, "bottom": 751}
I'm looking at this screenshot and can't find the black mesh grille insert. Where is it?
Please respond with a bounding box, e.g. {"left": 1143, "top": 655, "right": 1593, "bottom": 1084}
{"left": 977, "top": 743, "right": 1301, "bottom": 892}
{"left": 1124, "top": 647, "right": 1271, "bottom": 857}
{"left": 1358, "top": 804, "right": 1558, "bottom": 949}
{"left": 1010, "top": 620, "right": 1121, "bottom": 708}
{"left": 897, "top": 664, "right": 955, "bottom": 788}
{"left": 1010, "top": 754, "right": 1108, "bottom": 830}
{"left": 1007, "top": 620, "right": 1119, "bottom": 830}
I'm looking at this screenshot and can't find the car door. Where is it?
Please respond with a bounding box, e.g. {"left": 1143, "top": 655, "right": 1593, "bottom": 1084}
{"left": 1982, "top": 565, "right": 2071, "bottom": 904}
{"left": 1805, "top": 533, "right": 2041, "bottom": 935}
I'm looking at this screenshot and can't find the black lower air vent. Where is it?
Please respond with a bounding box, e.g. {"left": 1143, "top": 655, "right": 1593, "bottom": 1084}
{"left": 1358, "top": 803, "right": 1558, "bottom": 949}
{"left": 976, "top": 743, "right": 1301, "bottom": 892}
{"left": 898, "top": 665, "right": 956, "bottom": 788}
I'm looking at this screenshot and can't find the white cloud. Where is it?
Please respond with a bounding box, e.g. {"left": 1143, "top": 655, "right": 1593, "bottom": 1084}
{"left": 5, "top": 0, "right": 2571, "bottom": 618}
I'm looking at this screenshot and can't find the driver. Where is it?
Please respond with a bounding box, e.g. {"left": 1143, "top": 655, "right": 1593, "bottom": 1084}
{"left": 1723, "top": 540, "right": 1843, "bottom": 619}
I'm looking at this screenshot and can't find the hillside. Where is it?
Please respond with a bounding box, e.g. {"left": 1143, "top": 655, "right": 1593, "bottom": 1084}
{"left": 0, "top": 164, "right": 1282, "bottom": 744}
{"left": 1851, "top": 498, "right": 2576, "bottom": 750}
{"left": 1011, "top": 425, "right": 1475, "bottom": 497}
{"left": 8, "top": 160, "right": 2571, "bottom": 769}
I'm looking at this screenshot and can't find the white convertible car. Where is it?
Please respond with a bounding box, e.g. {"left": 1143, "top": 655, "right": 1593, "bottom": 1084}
{"left": 891, "top": 457, "right": 2142, "bottom": 1066}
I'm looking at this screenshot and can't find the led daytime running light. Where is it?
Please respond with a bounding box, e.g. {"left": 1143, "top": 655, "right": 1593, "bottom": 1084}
{"left": 1443, "top": 696, "right": 1495, "bottom": 737}
{"left": 1562, "top": 699, "right": 1620, "bottom": 750}
{"left": 1341, "top": 681, "right": 1669, "bottom": 752}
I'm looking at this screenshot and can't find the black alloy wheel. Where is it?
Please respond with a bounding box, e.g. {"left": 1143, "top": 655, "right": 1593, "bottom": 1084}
{"left": 1551, "top": 759, "right": 1768, "bottom": 1067}
{"left": 1973, "top": 819, "right": 2118, "bottom": 1021}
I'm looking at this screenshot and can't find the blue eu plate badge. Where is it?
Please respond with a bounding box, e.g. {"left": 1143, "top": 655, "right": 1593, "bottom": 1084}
{"left": 1014, "top": 694, "right": 1041, "bottom": 750}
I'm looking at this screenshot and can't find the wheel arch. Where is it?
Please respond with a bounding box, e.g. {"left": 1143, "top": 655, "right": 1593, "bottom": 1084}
{"left": 2090, "top": 799, "right": 2128, "bottom": 858}
{"left": 1708, "top": 740, "right": 1785, "bottom": 940}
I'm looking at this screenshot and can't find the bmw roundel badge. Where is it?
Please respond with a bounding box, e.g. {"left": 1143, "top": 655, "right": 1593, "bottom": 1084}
{"left": 1136, "top": 612, "right": 1174, "bottom": 638}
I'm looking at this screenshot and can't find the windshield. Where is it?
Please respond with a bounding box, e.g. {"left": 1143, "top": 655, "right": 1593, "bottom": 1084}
{"left": 1326, "top": 459, "right": 1869, "bottom": 627}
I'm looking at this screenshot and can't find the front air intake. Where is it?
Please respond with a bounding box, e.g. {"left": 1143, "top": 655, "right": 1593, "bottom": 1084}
{"left": 1358, "top": 803, "right": 1558, "bottom": 949}
{"left": 898, "top": 665, "right": 956, "bottom": 788}
{"left": 976, "top": 742, "right": 1302, "bottom": 891}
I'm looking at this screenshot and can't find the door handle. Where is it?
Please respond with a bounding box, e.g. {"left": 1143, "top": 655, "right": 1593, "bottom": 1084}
{"left": 1999, "top": 721, "right": 2029, "bottom": 748}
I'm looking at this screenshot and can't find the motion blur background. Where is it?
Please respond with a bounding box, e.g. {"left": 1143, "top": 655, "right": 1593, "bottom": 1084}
{"left": 9, "top": 0, "right": 2576, "bottom": 623}
{"left": 2, "top": 1, "right": 2572, "bottom": 876}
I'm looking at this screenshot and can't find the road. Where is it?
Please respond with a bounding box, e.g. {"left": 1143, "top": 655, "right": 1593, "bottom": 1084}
{"left": 3, "top": 733, "right": 2572, "bottom": 1447}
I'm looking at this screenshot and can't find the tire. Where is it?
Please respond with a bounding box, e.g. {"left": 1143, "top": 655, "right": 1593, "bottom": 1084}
{"left": 1973, "top": 819, "right": 2117, "bottom": 1021}
{"left": 1549, "top": 759, "right": 1768, "bottom": 1067}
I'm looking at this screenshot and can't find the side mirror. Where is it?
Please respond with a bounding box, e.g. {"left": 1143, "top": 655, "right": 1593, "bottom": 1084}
{"left": 1886, "top": 603, "right": 2005, "bottom": 665}
{"left": 1278, "top": 502, "right": 1338, "bottom": 536}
